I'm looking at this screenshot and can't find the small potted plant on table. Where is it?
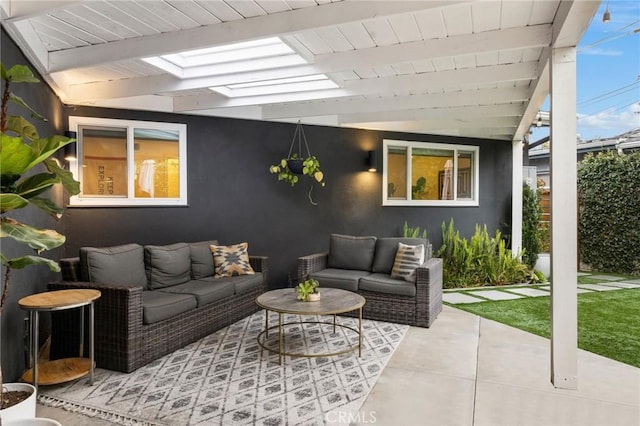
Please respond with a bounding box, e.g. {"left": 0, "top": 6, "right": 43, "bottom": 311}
{"left": 296, "top": 278, "right": 320, "bottom": 302}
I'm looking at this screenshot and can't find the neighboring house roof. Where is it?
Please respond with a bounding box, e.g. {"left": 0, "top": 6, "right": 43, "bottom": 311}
{"left": 528, "top": 127, "right": 640, "bottom": 159}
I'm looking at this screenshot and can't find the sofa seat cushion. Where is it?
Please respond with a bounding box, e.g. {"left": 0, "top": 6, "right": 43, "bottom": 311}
{"left": 80, "top": 244, "right": 147, "bottom": 287}
{"left": 309, "top": 268, "right": 371, "bottom": 291}
{"left": 159, "top": 280, "right": 234, "bottom": 307}
{"left": 190, "top": 240, "right": 219, "bottom": 279}
{"left": 359, "top": 273, "right": 417, "bottom": 297}
{"left": 372, "top": 237, "right": 428, "bottom": 274}
{"left": 145, "top": 243, "right": 192, "bottom": 289}
{"left": 327, "top": 234, "right": 377, "bottom": 271}
{"left": 142, "top": 291, "right": 197, "bottom": 324}
{"left": 198, "top": 273, "right": 264, "bottom": 295}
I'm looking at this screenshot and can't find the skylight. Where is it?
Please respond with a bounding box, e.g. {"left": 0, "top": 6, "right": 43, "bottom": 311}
{"left": 142, "top": 37, "right": 338, "bottom": 98}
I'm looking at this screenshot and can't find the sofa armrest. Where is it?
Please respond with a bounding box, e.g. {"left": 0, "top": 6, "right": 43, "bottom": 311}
{"left": 415, "top": 257, "right": 443, "bottom": 327}
{"left": 48, "top": 280, "right": 145, "bottom": 372}
{"left": 249, "top": 255, "right": 268, "bottom": 289}
{"left": 298, "top": 252, "right": 329, "bottom": 283}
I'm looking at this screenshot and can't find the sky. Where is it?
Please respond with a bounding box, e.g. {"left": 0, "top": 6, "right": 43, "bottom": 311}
{"left": 530, "top": 0, "right": 640, "bottom": 142}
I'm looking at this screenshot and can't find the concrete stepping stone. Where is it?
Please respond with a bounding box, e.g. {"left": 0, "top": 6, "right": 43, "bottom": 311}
{"left": 466, "top": 290, "right": 523, "bottom": 301}
{"left": 504, "top": 288, "right": 550, "bottom": 297}
{"left": 443, "top": 293, "right": 486, "bottom": 304}
{"left": 598, "top": 282, "right": 640, "bottom": 289}
{"left": 577, "top": 284, "right": 620, "bottom": 291}
{"left": 577, "top": 272, "right": 591, "bottom": 276}
{"left": 620, "top": 279, "right": 640, "bottom": 285}
{"left": 532, "top": 285, "right": 592, "bottom": 294}
{"left": 588, "top": 274, "right": 622, "bottom": 281}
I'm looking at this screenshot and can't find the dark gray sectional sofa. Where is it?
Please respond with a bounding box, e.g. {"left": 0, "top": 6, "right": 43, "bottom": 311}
{"left": 298, "top": 234, "right": 442, "bottom": 327}
{"left": 49, "top": 241, "right": 267, "bottom": 373}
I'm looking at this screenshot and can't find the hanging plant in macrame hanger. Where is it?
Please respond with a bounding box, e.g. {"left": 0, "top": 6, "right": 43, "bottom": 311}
{"left": 269, "top": 120, "right": 325, "bottom": 205}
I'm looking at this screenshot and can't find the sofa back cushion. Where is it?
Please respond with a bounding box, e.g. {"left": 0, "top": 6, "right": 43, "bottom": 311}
{"left": 327, "top": 234, "right": 377, "bottom": 271}
{"left": 145, "top": 243, "right": 192, "bottom": 289}
{"left": 80, "top": 244, "right": 147, "bottom": 287}
{"left": 189, "top": 240, "right": 219, "bottom": 279}
{"left": 372, "top": 237, "right": 428, "bottom": 274}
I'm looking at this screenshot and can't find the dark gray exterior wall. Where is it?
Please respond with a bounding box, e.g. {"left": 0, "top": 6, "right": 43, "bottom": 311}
{"left": 63, "top": 106, "right": 514, "bottom": 286}
{"left": 1, "top": 29, "right": 68, "bottom": 381}
{"left": 2, "top": 29, "right": 513, "bottom": 381}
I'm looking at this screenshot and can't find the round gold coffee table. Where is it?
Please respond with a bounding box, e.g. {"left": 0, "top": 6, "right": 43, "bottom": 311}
{"left": 255, "top": 288, "right": 365, "bottom": 364}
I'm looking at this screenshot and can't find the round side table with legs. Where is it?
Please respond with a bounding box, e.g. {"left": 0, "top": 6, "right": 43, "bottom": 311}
{"left": 19, "top": 289, "right": 101, "bottom": 391}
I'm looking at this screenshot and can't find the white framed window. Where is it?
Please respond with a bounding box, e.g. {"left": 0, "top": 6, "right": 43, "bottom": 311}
{"left": 68, "top": 116, "right": 187, "bottom": 206}
{"left": 383, "top": 139, "right": 479, "bottom": 207}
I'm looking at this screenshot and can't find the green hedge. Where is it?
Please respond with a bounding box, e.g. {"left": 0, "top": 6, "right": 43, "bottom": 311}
{"left": 522, "top": 183, "right": 542, "bottom": 269}
{"left": 578, "top": 151, "right": 640, "bottom": 274}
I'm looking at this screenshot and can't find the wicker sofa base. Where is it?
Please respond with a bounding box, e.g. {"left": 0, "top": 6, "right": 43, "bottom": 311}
{"left": 49, "top": 256, "right": 267, "bottom": 373}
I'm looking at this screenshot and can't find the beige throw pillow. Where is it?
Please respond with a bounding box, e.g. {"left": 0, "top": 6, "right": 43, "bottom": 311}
{"left": 390, "top": 242, "right": 425, "bottom": 282}
{"left": 210, "top": 242, "right": 255, "bottom": 278}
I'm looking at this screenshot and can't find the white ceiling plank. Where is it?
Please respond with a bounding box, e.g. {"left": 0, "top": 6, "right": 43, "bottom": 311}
{"left": 165, "top": 1, "right": 221, "bottom": 26}
{"left": 372, "top": 65, "right": 396, "bottom": 78}
{"left": 49, "top": 0, "right": 456, "bottom": 72}
{"left": 315, "top": 27, "right": 354, "bottom": 52}
{"left": 476, "top": 52, "right": 499, "bottom": 67}
{"left": 136, "top": 1, "right": 202, "bottom": 30}
{"left": 338, "top": 104, "right": 524, "bottom": 125}
{"left": 225, "top": 0, "right": 268, "bottom": 18}
{"left": 412, "top": 60, "right": 435, "bottom": 74}
{"left": 68, "top": 4, "right": 144, "bottom": 40}
{"left": 354, "top": 68, "right": 378, "bottom": 79}
{"left": 388, "top": 14, "right": 423, "bottom": 43}
{"left": 195, "top": 0, "right": 244, "bottom": 21}
{"left": 255, "top": 0, "right": 291, "bottom": 14}
{"left": 338, "top": 23, "right": 376, "bottom": 49}
{"left": 2, "top": 0, "right": 82, "bottom": 20}
{"left": 414, "top": 8, "right": 447, "bottom": 40}
{"left": 262, "top": 87, "right": 531, "bottom": 119}
{"left": 28, "top": 20, "right": 76, "bottom": 51}
{"left": 112, "top": 1, "right": 180, "bottom": 33}
{"left": 343, "top": 117, "right": 518, "bottom": 132}
{"left": 391, "top": 63, "right": 415, "bottom": 76}
{"left": 529, "top": 1, "right": 560, "bottom": 26}
{"left": 48, "top": 9, "right": 121, "bottom": 42}
{"left": 471, "top": 1, "right": 501, "bottom": 33}
{"left": 292, "top": 32, "right": 334, "bottom": 54}
{"left": 498, "top": 49, "right": 524, "bottom": 65}
{"left": 29, "top": 16, "right": 97, "bottom": 47}
{"left": 500, "top": 1, "right": 534, "bottom": 30}
{"left": 442, "top": 3, "right": 473, "bottom": 36}
{"left": 362, "top": 19, "right": 398, "bottom": 46}
{"left": 90, "top": 2, "right": 160, "bottom": 36}
{"left": 454, "top": 55, "right": 477, "bottom": 70}
{"left": 431, "top": 57, "right": 455, "bottom": 72}
{"left": 4, "top": 19, "right": 50, "bottom": 77}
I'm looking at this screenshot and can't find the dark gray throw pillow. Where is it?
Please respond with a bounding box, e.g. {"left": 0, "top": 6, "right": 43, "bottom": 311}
{"left": 145, "top": 243, "right": 191, "bottom": 289}
{"left": 80, "top": 244, "right": 147, "bottom": 287}
{"left": 327, "top": 234, "right": 377, "bottom": 271}
{"left": 189, "top": 240, "right": 219, "bottom": 279}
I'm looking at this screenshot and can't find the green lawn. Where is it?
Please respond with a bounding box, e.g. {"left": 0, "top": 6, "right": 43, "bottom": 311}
{"left": 453, "top": 288, "right": 640, "bottom": 368}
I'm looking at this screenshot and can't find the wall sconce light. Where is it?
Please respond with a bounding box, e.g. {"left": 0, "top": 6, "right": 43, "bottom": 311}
{"left": 366, "top": 150, "right": 377, "bottom": 172}
{"left": 64, "top": 131, "right": 77, "bottom": 161}
{"left": 602, "top": 2, "right": 611, "bottom": 22}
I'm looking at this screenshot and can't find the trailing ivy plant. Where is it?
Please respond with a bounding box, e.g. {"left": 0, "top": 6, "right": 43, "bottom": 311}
{"left": 578, "top": 151, "right": 640, "bottom": 274}
{"left": 522, "top": 183, "right": 542, "bottom": 269}
{"left": 1, "top": 63, "right": 80, "bottom": 401}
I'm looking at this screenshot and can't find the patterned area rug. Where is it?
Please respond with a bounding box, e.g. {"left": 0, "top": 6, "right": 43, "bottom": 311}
{"left": 39, "top": 310, "right": 408, "bottom": 425}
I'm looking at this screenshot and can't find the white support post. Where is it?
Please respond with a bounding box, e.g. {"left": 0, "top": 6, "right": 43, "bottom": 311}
{"left": 549, "top": 46, "right": 578, "bottom": 390}
{"left": 511, "top": 140, "right": 523, "bottom": 256}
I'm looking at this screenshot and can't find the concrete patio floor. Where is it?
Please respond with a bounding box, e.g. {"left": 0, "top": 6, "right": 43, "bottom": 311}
{"left": 37, "top": 306, "right": 640, "bottom": 425}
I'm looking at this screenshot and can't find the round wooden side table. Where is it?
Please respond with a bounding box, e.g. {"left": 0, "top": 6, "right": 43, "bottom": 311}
{"left": 19, "top": 289, "right": 101, "bottom": 391}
